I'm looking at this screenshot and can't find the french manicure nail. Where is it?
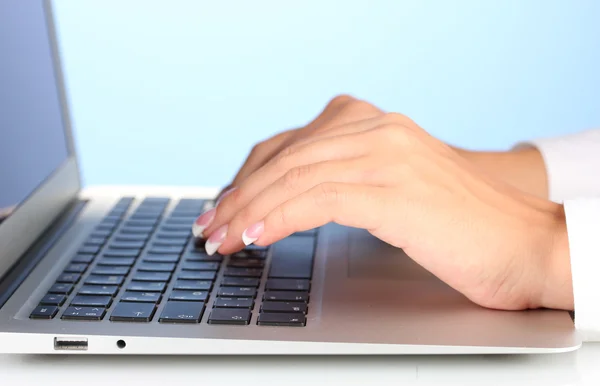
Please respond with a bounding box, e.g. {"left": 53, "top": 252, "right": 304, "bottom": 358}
{"left": 192, "top": 208, "right": 216, "bottom": 238}
{"left": 242, "top": 221, "right": 264, "bottom": 246}
{"left": 205, "top": 224, "right": 228, "bottom": 255}
{"left": 216, "top": 186, "right": 237, "bottom": 206}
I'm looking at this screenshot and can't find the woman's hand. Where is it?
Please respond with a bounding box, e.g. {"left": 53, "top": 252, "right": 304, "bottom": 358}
{"left": 195, "top": 96, "right": 573, "bottom": 311}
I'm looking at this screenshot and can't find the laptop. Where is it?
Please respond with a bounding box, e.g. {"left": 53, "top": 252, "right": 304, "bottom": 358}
{"left": 0, "top": 0, "right": 581, "bottom": 355}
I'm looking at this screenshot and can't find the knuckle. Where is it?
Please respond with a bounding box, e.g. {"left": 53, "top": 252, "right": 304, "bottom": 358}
{"left": 273, "top": 204, "right": 291, "bottom": 229}
{"left": 282, "top": 165, "right": 311, "bottom": 192}
{"left": 314, "top": 182, "right": 342, "bottom": 208}
{"left": 327, "top": 94, "right": 356, "bottom": 108}
{"left": 382, "top": 112, "right": 409, "bottom": 124}
{"left": 272, "top": 145, "right": 296, "bottom": 172}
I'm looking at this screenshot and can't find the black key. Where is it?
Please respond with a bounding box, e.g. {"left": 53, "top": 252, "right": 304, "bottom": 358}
{"left": 110, "top": 302, "right": 156, "bottom": 322}
{"left": 231, "top": 250, "right": 267, "bottom": 259}
{"left": 90, "top": 229, "right": 112, "bottom": 238}
{"left": 137, "top": 262, "right": 176, "bottom": 272}
{"left": 148, "top": 246, "right": 184, "bottom": 255}
{"left": 142, "top": 254, "right": 180, "bottom": 263}
{"left": 155, "top": 231, "right": 190, "bottom": 239}
{"left": 64, "top": 263, "right": 88, "bottom": 274}
{"left": 261, "top": 301, "right": 308, "bottom": 314}
{"left": 173, "top": 279, "right": 212, "bottom": 291}
{"left": 181, "top": 261, "right": 219, "bottom": 271}
{"left": 227, "top": 259, "right": 264, "bottom": 268}
{"left": 221, "top": 277, "right": 260, "bottom": 287}
{"left": 85, "top": 237, "right": 107, "bottom": 246}
{"left": 40, "top": 294, "right": 66, "bottom": 306}
{"left": 159, "top": 301, "right": 205, "bottom": 324}
{"left": 177, "top": 271, "right": 217, "bottom": 281}
{"left": 71, "top": 295, "right": 112, "bottom": 307}
{"left": 169, "top": 290, "right": 208, "bottom": 302}
{"left": 265, "top": 279, "right": 310, "bottom": 292}
{"left": 98, "top": 257, "right": 135, "bottom": 266}
{"left": 92, "top": 266, "right": 130, "bottom": 276}
{"left": 71, "top": 254, "right": 95, "bottom": 264}
{"left": 56, "top": 273, "right": 81, "bottom": 283}
{"left": 120, "top": 226, "right": 154, "bottom": 234}
{"left": 127, "top": 281, "right": 167, "bottom": 292}
{"left": 159, "top": 225, "right": 191, "bottom": 233}
{"left": 269, "top": 237, "right": 315, "bottom": 279}
{"left": 213, "top": 297, "right": 254, "bottom": 309}
{"left": 217, "top": 287, "right": 256, "bottom": 298}
{"left": 48, "top": 283, "right": 73, "bottom": 295}
{"left": 132, "top": 271, "right": 171, "bottom": 282}
{"left": 108, "top": 240, "right": 146, "bottom": 249}
{"left": 78, "top": 285, "right": 119, "bottom": 296}
{"left": 121, "top": 292, "right": 162, "bottom": 303}
{"left": 30, "top": 305, "right": 58, "bottom": 319}
{"left": 114, "top": 233, "right": 149, "bottom": 242}
{"left": 62, "top": 306, "right": 106, "bottom": 321}
{"left": 208, "top": 308, "right": 251, "bottom": 325}
{"left": 102, "top": 249, "right": 141, "bottom": 258}
{"left": 257, "top": 313, "right": 306, "bottom": 327}
{"left": 85, "top": 275, "right": 125, "bottom": 286}
{"left": 183, "top": 252, "right": 222, "bottom": 262}
{"left": 124, "top": 219, "right": 158, "bottom": 228}
{"left": 224, "top": 267, "right": 263, "bottom": 278}
{"left": 78, "top": 245, "right": 100, "bottom": 255}
{"left": 151, "top": 238, "right": 188, "bottom": 247}
{"left": 263, "top": 291, "right": 309, "bottom": 302}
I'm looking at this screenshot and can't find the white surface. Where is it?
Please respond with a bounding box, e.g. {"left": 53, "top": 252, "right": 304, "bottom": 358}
{"left": 0, "top": 343, "right": 598, "bottom": 385}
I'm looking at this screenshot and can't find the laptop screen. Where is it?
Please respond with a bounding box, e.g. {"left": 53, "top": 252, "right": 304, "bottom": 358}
{"left": 0, "top": 1, "right": 71, "bottom": 225}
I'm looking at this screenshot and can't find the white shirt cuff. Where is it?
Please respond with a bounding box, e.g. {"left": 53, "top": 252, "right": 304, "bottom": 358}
{"left": 564, "top": 198, "right": 600, "bottom": 342}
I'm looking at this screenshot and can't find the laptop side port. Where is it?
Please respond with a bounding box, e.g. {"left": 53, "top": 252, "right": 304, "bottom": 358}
{"left": 54, "top": 337, "right": 88, "bottom": 351}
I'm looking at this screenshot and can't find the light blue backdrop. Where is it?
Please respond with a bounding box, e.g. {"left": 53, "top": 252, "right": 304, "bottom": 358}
{"left": 52, "top": 0, "right": 600, "bottom": 187}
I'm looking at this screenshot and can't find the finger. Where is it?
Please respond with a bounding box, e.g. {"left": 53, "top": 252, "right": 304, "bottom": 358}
{"left": 244, "top": 183, "right": 388, "bottom": 248}
{"left": 218, "top": 158, "right": 370, "bottom": 253}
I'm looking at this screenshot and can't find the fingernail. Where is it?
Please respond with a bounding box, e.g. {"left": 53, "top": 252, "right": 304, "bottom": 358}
{"left": 205, "top": 224, "right": 228, "bottom": 255}
{"left": 216, "top": 186, "right": 237, "bottom": 206}
{"left": 192, "top": 208, "right": 216, "bottom": 238}
{"left": 242, "top": 221, "right": 264, "bottom": 246}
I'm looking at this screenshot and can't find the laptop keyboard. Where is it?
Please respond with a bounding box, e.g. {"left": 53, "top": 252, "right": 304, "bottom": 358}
{"left": 29, "top": 197, "right": 316, "bottom": 327}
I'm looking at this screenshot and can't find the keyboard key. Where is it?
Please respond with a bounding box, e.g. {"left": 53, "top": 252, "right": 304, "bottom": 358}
{"left": 261, "top": 301, "right": 308, "bottom": 314}
{"left": 110, "top": 302, "right": 156, "bottom": 322}
{"left": 56, "top": 273, "right": 81, "bottom": 283}
{"left": 269, "top": 237, "right": 315, "bottom": 279}
{"left": 137, "top": 262, "right": 176, "bottom": 272}
{"left": 115, "top": 233, "right": 149, "bottom": 242}
{"left": 64, "top": 263, "right": 88, "bottom": 274}
{"left": 90, "top": 229, "right": 112, "bottom": 239}
{"left": 85, "top": 237, "right": 107, "bottom": 246}
{"left": 208, "top": 308, "right": 251, "bottom": 325}
{"left": 129, "top": 213, "right": 161, "bottom": 221}
{"left": 71, "top": 254, "right": 95, "bottom": 264}
{"left": 40, "top": 294, "right": 66, "bottom": 306}
{"left": 231, "top": 250, "right": 267, "bottom": 259}
{"left": 142, "top": 254, "right": 180, "bottom": 263}
{"left": 265, "top": 279, "right": 310, "bottom": 292}
{"left": 263, "top": 291, "right": 309, "bottom": 302}
{"left": 183, "top": 253, "right": 223, "bottom": 262}
{"left": 181, "top": 261, "right": 219, "bottom": 271}
{"left": 141, "top": 197, "right": 170, "bottom": 205}
{"left": 108, "top": 240, "right": 146, "bottom": 250}
{"left": 169, "top": 290, "right": 208, "bottom": 302}
{"left": 148, "top": 246, "right": 184, "bottom": 255}
{"left": 120, "top": 226, "right": 154, "bottom": 234}
{"left": 71, "top": 295, "right": 112, "bottom": 307}
{"left": 151, "top": 238, "right": 188, "bottom": 247}
{"left": 78, "top": 245, "right": 101, "bottom": 255}
{"left": 85, "top": 275, "right": 125, "bottom": 286}
{"left": 221, "top": 277, "right": 260, "bottom": 287}
{"left": 159, "top": 301, "right": 205, "bottom": 324}
{"left": 78, "top": 285, "right": 119, "bottom": 296}
{"left": 48, "top": 283, "right": 73, "bottom": 295}
{"left": 213, "top": 298, "right": 254, "bottom": 309}
{"left": 227, "top": 259, "right": 265, "bottom": 268}
{"left": 160, "top": 225, "right": 191, "bottom": 233}
{"left": 132, "top": 271, "right": 171, "bottom": 282}
{"left": 124, "top": 219, "right": 158, "bottom": 228}
{"left": 217, "top": 287, "right": 256, "bottom": 298}
{"left": 257, "top": 313, "right": 306, "bottom": 327}
{"left": 224, "top": 267, "right": 263, "bottom": 278}
{"left": 103, "top": 249, "right": 141, "bottom": 258}
{"left": 98, "top": 257, "right": 135, "bottom": 266}
{"left": 127, "top": 281, "right": 167, "bottom": 292}
{"left": 164, "top": 218, "right": 195, "bottom": 226}
{"left": 177, "top": 271, "right": 217, "bottom": 281}
{"left": 62, "top": 306, "right": 106, "bottom": 321}
{"left": 173, "top": 279, "right": 212, "bottom": 291}
{"left": 92, "top": 266, "right": 130, "bottom": 276}
{"left": 121, "top": 291, "right": 162, "bottom": 303}
{"left": 155, "top": 230, "right": 190, "bottom": 239}
{"left": 30, "top": 305, "right": 58, "bottom": 319}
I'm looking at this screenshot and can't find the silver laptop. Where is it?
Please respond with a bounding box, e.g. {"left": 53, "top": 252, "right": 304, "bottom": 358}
{"left": 0, "top": 0, "right": 580, "bottom": 355}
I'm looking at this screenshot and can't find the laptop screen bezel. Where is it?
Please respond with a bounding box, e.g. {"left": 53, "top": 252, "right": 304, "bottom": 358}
{"left": 0, "top": 0, "right": 81, "bottom": 281}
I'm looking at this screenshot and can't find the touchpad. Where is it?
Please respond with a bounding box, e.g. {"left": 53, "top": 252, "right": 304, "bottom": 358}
{"left": 347, "top": 229, "right": 435, "bottom": 281}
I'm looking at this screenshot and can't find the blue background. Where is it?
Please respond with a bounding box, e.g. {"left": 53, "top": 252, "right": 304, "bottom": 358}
{"left": 51, "top": 0, "right": 600, "bottom": 188}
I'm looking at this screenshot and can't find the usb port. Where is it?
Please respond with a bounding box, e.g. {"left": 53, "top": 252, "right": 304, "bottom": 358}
{"left": 54, "top": 337, "right": 88, "bottom": 351}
